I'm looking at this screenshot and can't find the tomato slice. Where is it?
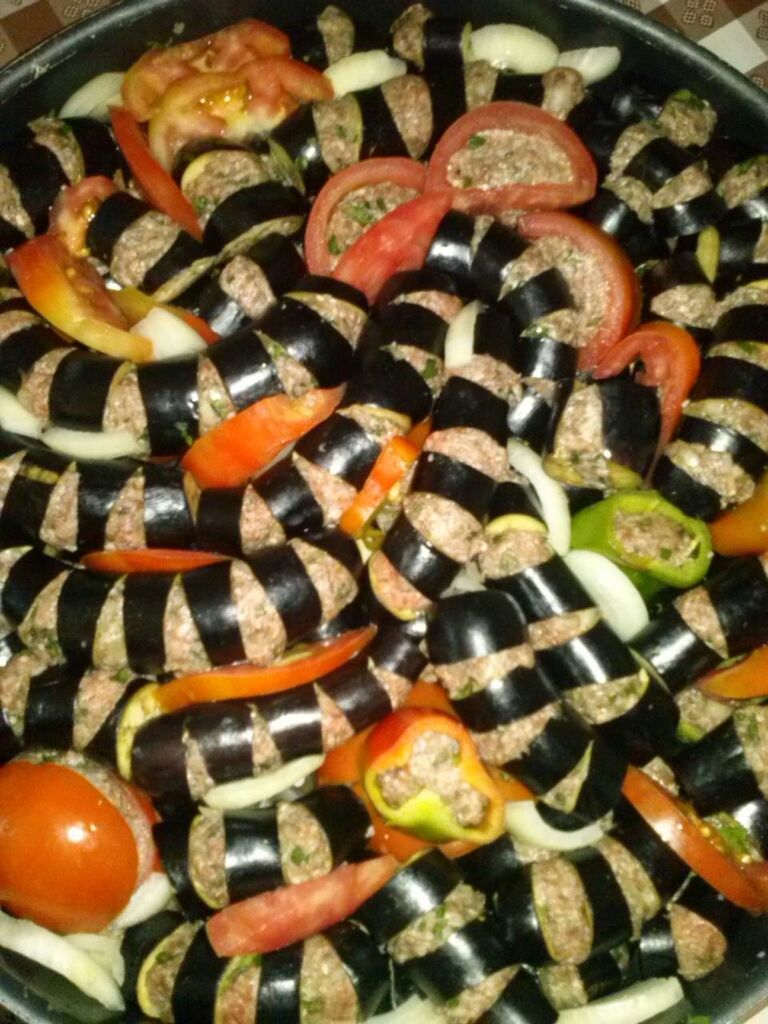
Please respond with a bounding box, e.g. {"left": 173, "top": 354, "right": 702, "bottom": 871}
{"left": 49, "top": 175, "right": 117, "bottom": 258}
{"left": 181, "top": 386, "right": 343, "bottom": 487}
{"left": 517, "top": 211, "right": 641, "bottom": 372}
{"left": 333, "top": 190, "right": 454, "bottom": 305}
{"left": 110, "top": 285, "right": 220, "bottom": 344}
{"left": 710, "top": 474, "right": 768, "bottom": 556}
{"left": 0, "top": 759, "right": 141, "bottom": 933}
{"left": 424, "top": 101, "right": 597, "bottom": 215}
{"left": 594, "top": 321, "right": 701, "bottom": 451}
{"left": 7, "top": 235, "right": 153, "bottom": 362}
{"left": 207, "top": 856, "right": 397, "bottom": 956}
{"left": 110, "top": 107, "right": 203, "bottom": 239}
{"left": 698, "top": 646, "right": 768, "bottom": 700}
{"left": 82, "top": 549, "right": 226, "bottom": 574}
{"left": 340, "top": 435, "right": 421, "bottom": 538}
{"left": 305, "top": 158, "right": 427, "bottom": 275}
{"left": 154, "top": 625, "right": 376, "bottom": 712}
{"left": 122, "top": 19, "right": 291, "bottom": 121}
{"left": 622, "top": 766, "right": 768, "bottom": 912}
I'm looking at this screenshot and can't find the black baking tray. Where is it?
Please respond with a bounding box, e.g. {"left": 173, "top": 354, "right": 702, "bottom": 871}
{"left": 0, "top": 1, "right": 767, "bottom": 1022}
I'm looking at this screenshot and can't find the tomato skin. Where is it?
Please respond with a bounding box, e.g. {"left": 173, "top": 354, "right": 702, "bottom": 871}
{"left": 517, "top": 211, "right": 641, "bottom": 372}
{"left": 0, "top": 760, "right": 140, "bottom": 933}
{"left": 49, "top": 175, "right": 117, "bottom": 258}
{"left": 710, "top": 474, "right": 768, "bottom": 556}
{"left": 424, "top": 102, "right": 597, "bottom": 214}
{"left": 305, "top": 158, "right": 427, "bottom": 275}
{"left": 333, "top": 190, "right": 454, "bottom": 304}
{"left": 207, "top": 856, "right": 397, "bottom": 956}
{"left": 82, "top": 548, "right": 226, "bottom": 574}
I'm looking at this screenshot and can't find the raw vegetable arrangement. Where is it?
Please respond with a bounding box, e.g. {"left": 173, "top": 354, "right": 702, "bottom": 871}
{"left": 0, "top": 3, "right": 768, "bottom": 1023}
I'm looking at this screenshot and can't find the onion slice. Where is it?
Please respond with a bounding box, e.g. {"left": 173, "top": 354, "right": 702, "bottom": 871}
{"left": 0, "top": 387, "right": 42, "bottom": 440}
{"left": 470, "top": 24, "right": 558, "bottom": 72}
{"left": 556, "top": 47, "right": 622, "bottom": 84}
{"left": 564, "top": 549, "right": 649, "bottom": 642}
{"left": 444, "top": 299, "right": 481, "bottom": 370}
{"left": 0, "top": 911, "right": 124, "bottom": 1011}
{"left": 557, "top": 977, "right": 685, "bottom": 1024}
{"left": 112, "top": 872, "right": 173, "bottom": 930}
{"left": 59, "top": 72, "right": 125, "bottom": 120}
{"left": 369, "top": 995, "right": 443, "bottom": 1024}
{"left": 325, "top": 51, "right": 406, "bottom": 97}
{"left": 131, "top": 306, "right": 206, "bottom": 360}
{"left": 42, "top": 427, "right": 144, "bottom": 460}
{"left": 204, "top": 754, "right": 325, "bottom": 809}
{"left": 65, "top": 933, "right": 124, "bottom": 986}
{"left": 507, "top": 440, "right": 570, "bottom": 555}
{"left": 505, "top": 800, "right": 604, "bottom": 851}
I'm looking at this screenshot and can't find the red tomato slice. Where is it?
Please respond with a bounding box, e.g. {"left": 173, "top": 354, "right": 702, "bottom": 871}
{"left": 333, "top": 190, "right": 454, "bottom": 305}
{"left": 110, "top": 107, "right": 202, "bottom": 239}
{"left": 710, "top": 474, "right": 768, "bottom": 556}
{"left": 594, "top": 321, "right": 701, "bottom": 451}
{"left": 182, "top": 386, "right": 343, "bottom": 488}
{"left": 82, "top": 549, "right": 226, "bottom": 574}
{"left": 698, "top": 646, "right": 768, "bottom": 700}
{"left": 49, "top": 175, "right": 117, "bottom": 258}
{"left": 207, "top": 856, "right": 397, "bottom": 956}
{"left": 517, "top": 211, "right": 641, "bottom": 372}
{"left": 622, "top": 766, "right": 768, "bottom": 912}
{"left": 305, "top": 158, "right": 427, "bottom": 275}
{"left": 424, "top": 101, "right": 597, "bottom": 215}
{"left": 154, "top": 625, "right": 376, "bottom": 712}
{"left": 122, "top": 19, "right": 291, "bottom": 121}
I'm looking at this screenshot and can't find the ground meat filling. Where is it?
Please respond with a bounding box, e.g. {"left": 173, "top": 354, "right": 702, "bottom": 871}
{"left": 341, "top": 404, "right": 405, "bottom": 444}
{"left": 652, "top": 163, "right": 712, "bottom": 210}
{"left": 425, "top": 427, "right": 510, "bottom": 481}
{"left": 292, "top": 538, "right": 357, "bottom": 622}
{"left": 612, "top": 509, "right": 700, "bottom": 567}
{"left": 473, "top": 702, "right": 559, "bottom": 765}
{"left": 325, "top": 182, "right": 419, "bottom": 267}
{"left": 238, "top": 485, "right": 286, "bottom": 553}
{"left": 479, "top": 525, "right": 552, "bottom": 579}
{"left": 382, "top": 75, "right": 434, "bottom": 160}
{"left": 215, "top": 956, "right": 260, "bottom": 1024}
{"left": 0, "top": 450, "right": 24, "bottom": 514}
{"left": 140, "top": 922, "right": 199, "bottom": 1022}
{"left": 294, "top": 291, "right": 368, "bottom": 346}
{"left": 371, "top": 664, "right": 413, "bottom": 708}
{"left": 28, "top": 463, "right": 75, "bottom": 550}
{"left": 189, "top": 808, "right": 228, "bottom": 908}
{"left": 30, "top": 117, "right": 84, "bottom": 183}
{"left": 597, "top": 836, "right": 660, "bottom": 936}
{"left": 658, "top": 91, "right": 717, "bottom": 148}
{"left": 0, "top": 651, "right": 47, "bottom": 736}
{"left": 567, "top": 672, "right": 648, "bottom": 726}
{"left": 19, "top": 571, "right": 68, "bottom": 661}
{"left": 669, "top": 904, "right": 728, "bottom": 981}
{"left": 0, "top": 308, "right": 40, "bottom": 342}
{"left": 163, "top": 576, "right": 209, "bottom": 673}
{"left": 197, "top": 355, "right": 239, "bottom": 432}
{"left": 0, "top": 167, "right": 33, "bottom": 237}
{"left": 185, "top": 733, "right": 217, "bottom": 801}
{"left": 404, "top": 492, "right": 485, "bottom": 563}
{"left": 448, "top": 129, "right": 574, "bottom": 192}
{"left": 376, "top": 729, "right": 490, "bottom": 828}
{"left": 547, "top": 385, "right": 615, "bottom": 487}
{"left": 718, "top": 155, "right": 768, "bottom": 209}
{"left": 316, "top": 684, "right": 354, "bottom": 750}
{"left": 532, "top": 857, "right": 593, "bottom": 965}
{"left": 709, "top": 340, "right": 768, "bottom": 372}
{"left": 651, "top": 283, "right": 717, "bottom": 329}
{"left": 666, "top": 440, "right": 754, "bottom": 508}
{"left": 230, "top": 559, "right": 287, "bottom": 666}
{"left": 528, "top": 607, "right": 600, "bottom": 651}
{"left": 442, "top": 966, "right": 519, "bottom": 1024}
{"left": 434, "top": 643, "right": 536, "bottom": 699}
{"left": 318, "top": 5, "right": 355, "bottom": 64}
{"left": 182, "top": 150, "right": 273, "bottom": 224}
{"left": 369, "top": 549, "right": 433, "bottom": 616}
{"left": 251, "top": 709, "right": 283, "bottom": 774}
{"left": 314, "top": 95, "right": 362, "bottom": 172}
{"left": 300, "top": 934, "right": 359, "bottom": 1024}
{"left": 542, "top": 67, "right": 586, "bottom": 121}
{"left": 734, "top": 706, "right": 768, "bottom": 799}
{"left": 103, "top": 368, "right": 149, "bottom": 440}
{"left": 104, "top": 471, "right": 147, "bottom": 550}
{"left": 676, "top": 684, "right": 733, "bottom": 738}
{"left": 390, "top": 2, "right": 431, "bottom": 68}
{"left": 261, "top": 332, "right": 318, "bottom": 397}
{"left": 293, "top": 452, "right": 357, "bottom": 526}
{"left": 72, "top": 670, "right": 127, "bottom": 750}
{"left": 610, "top": 122, "right": 664, "bottom": 177}
{"left": 17, "top": 348, "right": 71, "bottom": 422}
{"left": 604, "top": 174, "right": 654, "bottom": 223}
{"left": 110, "top": 212, "right": 181, "bottom": 288}
{"left": 450, "top": 352, "right": 522, "bottom": 402}
{"left": 385, "top": 342, "right": 444, "bottom": 393}
{"left": 388, "top": 882, "right": 486, "bottom": 962}
{"left": 538, "top": 963, "right": 589, "bottom": 1010}
{"left": 278, "top": 800, "right": 333, "bottom": 884}
{"left": 391, "top": 288, "right": 465, "bottom": 323}
{"left": 542, "top": 744, "right": 592, "bottom": 814}
{"left": 218, "top": 254, "right": 277, "bottom": 320}
{"left": 673, "top": 586, "right": 728, "bottom": 658}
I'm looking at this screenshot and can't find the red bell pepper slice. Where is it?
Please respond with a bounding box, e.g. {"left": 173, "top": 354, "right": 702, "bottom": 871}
{"left": 82, "top": 549, "right": 226, "bottom": 574}
{"left": 710, "top": 474, "right": 768, "bottom": 556}
{"left": 698, "top": 646, "right": 768, "bottom": 700}
{"left": 340, "top": 435, "right": 421, "bottom": 538}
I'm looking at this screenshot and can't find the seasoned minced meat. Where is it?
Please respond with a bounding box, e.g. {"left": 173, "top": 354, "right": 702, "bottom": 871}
{"left": 669, "top": 904, "right": 727, "bottom": 981}
{"left": 300, "top": 934, "right": 359, "bottom": 1024}
{"left": 294, "top": 290, "right": 368, "bottom": 345}
{"left": 597, "top": 835, "right": 660, "bottom": 937}
{"left": 218, "top": 254, "right": 276, "bottom": 320}
{"left": 392, "top": 288, "right": 464, "bottom": 323}
{"left": 666, "top": 440, "right": 754, "bottom": 507}
{"left": 539, "top": 963, "right": 589, "bottom": 1010}
{"left": 542, "top": 745, "right": 592, "bottom": 814}
{"left": 532, "top": 857, "right": 593, "bottom": 964}
{"left": 263, "top": 335, "right": 317, "bottom": 397}
{"left": 651, "top": 283, "right": 717, "bottom": 329}
{"left": 103, "top": 367, "right": 149, "bottom": 439}
{"left": 658, "top": 90, "right": 717, "bottom": 148}
{"left": 674, "top": 585, "right": 728, "bottom": 658}
{"left": 425, "top": 427, "right": 510, "bottom": 480}
{"left": 653, "top": 163, "right": 711, "bottom": 210}
{"left": 551, "top": 384, "right": 603, "bottom": 458}
{"left": 92, "top": 579, "right": 128, "bottom": 668}
{"left": 0, "top": 450, "right": 24, "bottom": 511}
{"left": 325, "top": 182, "right": 419, "bottom": 267}
{"left": 390, "top": 3, "right": 431, "bottom": 68}
{"left": 18, "top": 571, "right": 68, "bottom": 661}
{"left": 382, "top": 76, "right": 434, "bottom": 160}
{"left": 371, "top": 664, "right": 413, "bottom": 708}
{"left": 369, "top": 549, "right": 433, "bottom": 616}
{"left": 189, "top": 808, "right": 228, "bottom": 909}
{"left": 604, "top": 175, "right": 654, "bottom": 224}
{"left": 385, "top": 342, "right": 444, "bottom": 393}
{"left": 30, "top": 463, "right": 75, "bottom": 550}
{"left": 479, "top": 525, "right": 553, "bottom": 579}
{"left": 30, "top": 117, "right": 84, "bottom": 184}
{"left": 377, "top": 730, "right": 490, "bottom": 827}
{"left": 238, "top": 485, "right": 285, "bottom": 554}
{"left": 709, "top": 340, "right": 768, "bottom": 371}
{"left": 341, "top": 404, "right": 404, "bottom": 444}
{"left": 186, "top": 734, "right": 216, "bottom": 800}
{"left": 0, "top": 547, "right": 33, "bottom": 632}
{"left": 676, "top": 684, "right": 733, "bottom": 738}
{"left": 0, "top": 651, "right": 47, "bottom": 736}
{"left": 404, "top": 492, "right": 484, "bottom": 562}
{"left": 72, "top": 670, "right": 127, "bottom": 750}
{"left": 214, "top": 956, "right": 260, "bottom": 1024}
{"left": 435, "top": 642, "right": 536, "bottom": 699}
{"left": 717, "top": 282, "right": 768, "bottom": 315}
{"left": 0, "top": 168, "right": 33, "bottom": 237}
{"left": 182, "top": 150, "right": 272, "bottom": 223}
{"left": 449, "top": 353, "right": 522, "bottom": 402}
{"left": 388, "top": 883, "right": 485, "bottom": 962}
{"left": 316, "top": 684, "right": 354, "bottom": 750}
{"left": 542, "top": 67, "right": 586, "bottom": 121}
{"left": 292, "top": 538, "right": 357, "bottom": 621}
{"left": 110, "top": 212, "right": 180, "bottom": 287}
{"left": 294, "top": 452, "right": 357, "bottom": 525}
{"left": 104, "top": 471, "right": 147, "bottom": 550}
{"left": 465, "top": 60, "right": 499, "bottom": 109}
{"left": 734, "top": 706, "right": 768, "bottom": 799}
{"left": 567, "top": 673, "right": 647, "bottom": 726}
{"left": 230, "top": 559, "right": 287, "bottom": 666}
{"left": 17, "top": 348, "right": 71, "bottom": 421}
{"left": 473, "top": 702, "right": 559, "bottom": 765}
{"left": 642, "top": 756, "right": 680, "bottom": 795}
{"left": 163, "top": 576, "right": 209, "bottom": 673}
{"left": 139, "top": 922, "right": 199, "bottom": 1022}
{"left": 443, "top": 967, "right": 519, "bottom": 1024}
{"left": 314, "top": 95, "right": 361, "bottom": 172}
{"left": 318, "top": 5, "right": 355, "bottom": 64}
{"left": 610, "top": 122, "right": 664, "bottom": 177}
{"left": 251, "top": 709, "right": 282, "bottom": 774}
{"left": 718, "top": 155, "right": 768, "bottom": 209}
{"left": 0, "top": 308, "right": 39, "bottom": 342}
{"left": 613, "top": 509, "right": 700, "bottom": 567}
{"left": 528, "top": 608, "right": 600, "bottom": 651}
{"left": 198, "top": 356, "right": 236, "bottom": 433}
{"left": 448, "top": 129, "right": 573, "bottom": 191}
{"left": 278, "top": 799, "right": 333, "bottom": 884}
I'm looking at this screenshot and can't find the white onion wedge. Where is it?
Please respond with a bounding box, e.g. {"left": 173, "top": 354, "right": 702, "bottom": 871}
{"left": 507, "top": 440, "right": 570, "bottom": 555}
{"left": 65, "top": 933, "right": 124, "bottom": 986}
{"left": 505, "top": 800, "right": 604, "bottom": 851}
{"left": 204, "top": 754, "right": 325, "bottom": 809}
{"left": 564, "top": 550, "right": 649, "bottom": 642}
{"left": 131, "top": 306, "right": 206, "bottom": 360}
{"left": 444, "top": 299, "right": 481, "bottom": 370}
{"left": 0, "top": 386, "right": 42, "bottom": 440}
{"left": 60, "top": 72, "right": 125, "bottom": 120}
{"left": 470, "top": 25, "right": 558, "bottom": 72}
{"left": 557, "top": 977, "right": 685, "bottom": 1024}
{"left": 447, "top": 561, "right": 485, "bottom": 595}
{"left": 42, "top": 427, "right": 143, "bottom": 460}
{"left": 369, "top": 995, "right": 443, "bottom": 1024}
{"left": 112, "top": 872, "right": 173, "bottom": 930}
{"left": 556, "top": 47, "right": 621, "bottom": 84}
{"left": 0, "top": 911, "right": 124, "bottom": 1011}
{"left": 326, "top": 51, "right": 406, "bottom": 97}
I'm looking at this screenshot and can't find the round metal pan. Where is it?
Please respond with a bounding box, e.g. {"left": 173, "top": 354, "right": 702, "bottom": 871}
{"left": 0, "top": 1, "right": 766, "bottom": 1022}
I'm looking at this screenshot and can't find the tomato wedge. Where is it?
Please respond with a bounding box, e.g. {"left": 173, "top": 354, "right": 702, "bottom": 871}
{"left": 7, "top": 235, "right": 152, "bottom": 362}
{"left": 305, "top": 158, "right": 427, "bottom": 275}
{"left": 182, "top": 386, "right": 343, "bottom": 487}
{"left": 698, "top": 646, "right": 768, "bottom": 700}
{"left": 333, "top": 190, "right": 454, "bottom": 304}
{"left": 424, "top": 101, "right": 597, "bottom": 215}
{"left": 110, "top": 107, "right": 202, "bottom": 239}
{"left": 710, "top": 474, "right": 768, "bottom": 556}
{"left": 207, "top": 856, "right": 397, "bottom": 956}
{"left": 154, "top": 626, "right": 376, "bottom": 713}
{"left": 622, "top": 766, "right": 768, "bottom": 912}
{"left": 122, "top": 19, "right": 291, "bottom": 121}
{"left": 49, "top": 175, "right": 117, "bottom": 258}
{"left": 340, "top": 435, "right": 421, "bottom": 537}
{"left": 594, "top": 322, "right": 701, "bottom": 451}
{"left": 82, "top": 549, "right": 226, "bottom": 574}
{"left": 517, "top": 211, "right": 641, "bottom": 372}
